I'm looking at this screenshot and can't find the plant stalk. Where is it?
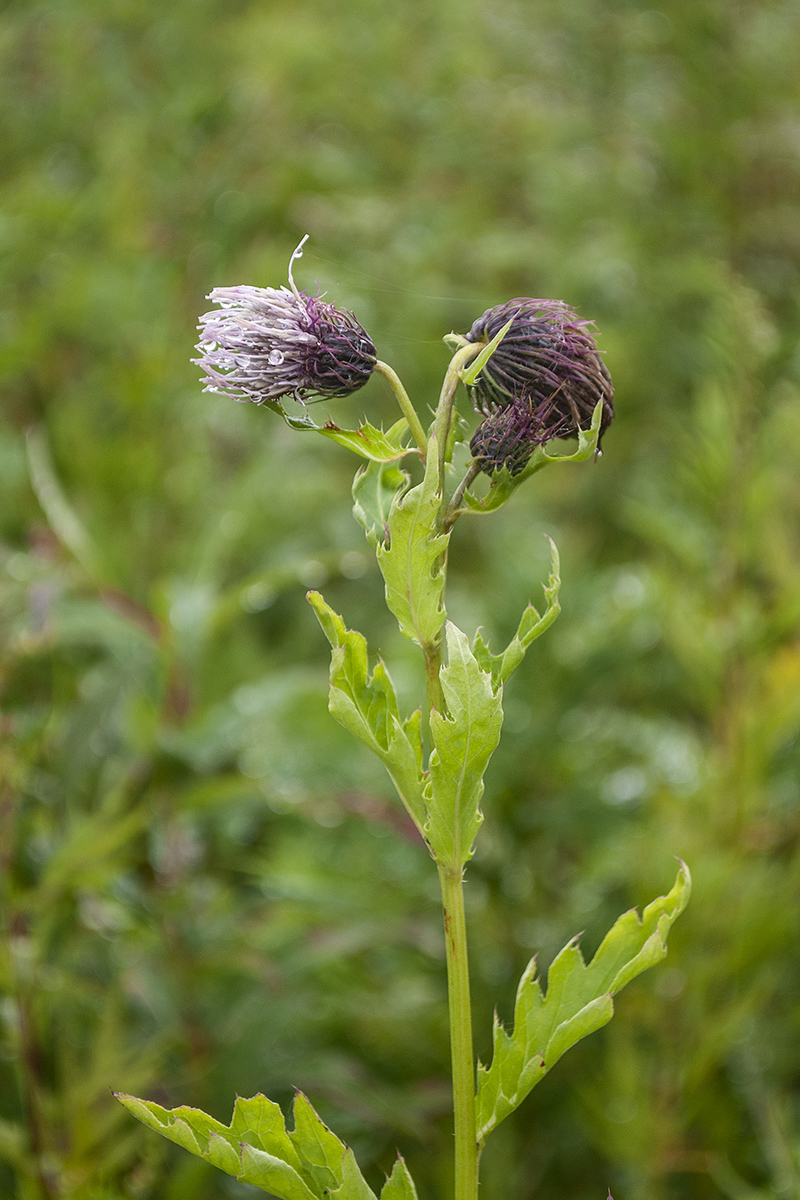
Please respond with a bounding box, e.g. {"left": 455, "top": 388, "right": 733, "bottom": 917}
{"left": 445, "top": 460, "right": 482, "bottom": 529}
{"left": 438, "top": 864, "right": 478, "bottom": 1200}
{"left": 374, "top": 360, "right": 429, "bottom": 456}
{"left": 431, "top": 344, "right": 482, "bottom": 510}
{"left": 428, "top": 348, "right": 481, "bottom": 1200}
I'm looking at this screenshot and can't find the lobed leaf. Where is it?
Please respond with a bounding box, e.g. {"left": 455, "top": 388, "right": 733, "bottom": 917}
{"left": 326, "top": 1149, "right": 379, "bottom": 1200}
{"left": 352, "top": 458, "right": 410, "bottom": 548}
{"left": 475, "top": 863, "right": 692, "bottom": 1145}
{"left": 230, "top": 1094, "right": 304, "bottom": 1170}
{"left": 115, "top": 1090, "right": 383, "bottom": 1199}
{"left": 380, "top": 1156, "right": 419, "bottom": 1199}
{"left": 376, "top": 436, "right": 450, "bottom": 650}
{"left": 473, "top": 537, "right": 561, "bottom": 684}
{"left": 237, "top": 1144, "right": 320, "bottom": 1200}
{"left": 290, "top": 1093, "right": 367, "bottom": 1195}
{"left": 307, "top": 591, "right": 426, "bottom": 832}
{"left": 114, "top": 1093, "right": 314, "bottom": 1198}
{"left": 423, "top": 623, "right": 504, "bottom": 868}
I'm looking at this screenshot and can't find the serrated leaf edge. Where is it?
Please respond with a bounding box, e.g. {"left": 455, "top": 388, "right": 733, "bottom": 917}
{"left": 473, "top": 536, "right": 561, "bottom": 683}
{"left": 475, "top": 863, "right": 691, "bottom": 1143}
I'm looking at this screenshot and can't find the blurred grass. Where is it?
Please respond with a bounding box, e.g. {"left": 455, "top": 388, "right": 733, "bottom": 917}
{"left": 1, "top": 1, "right": 800, "bottom": 1198}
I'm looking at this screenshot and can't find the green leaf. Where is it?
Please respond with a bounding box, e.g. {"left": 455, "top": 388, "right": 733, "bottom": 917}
{"left": 266, "top": 404, "right": 412, "bottom": 462}
{"left": 326, "top": 1148, "right": 379, "bottom": 1200}
{"left": 376, "top": 435, "right": 450, "bottom": 650}
{"left": 462, "top": 399, "right": 604, "bottom": 516}
{"left": 26, "top": 426, "right": 103, "bottom": 579}
{"left": 319, "top": 417, "right": 412, "bottom": 462}
{"left": 473, "top": 537, "right": 561, "bottom": 684}
{"left": 424, "top": 623, "right": 504, "bottom": 867}
{"left": 262, "top": 398, "right": 319, "bottom": 429}
{"left": 475, "top": 863, "right": 691, "bottom": 1145}
{"left": 114, "top": 1093, "right": 316, "bottom": 1198}
{"left": 289, "top": 1092, "right": 354, "bottom": 1194}
{"left": 116, "top": 1090, "right": 379, "bottom": 1199}
{"left": 230, "top": 1094, "right": 304, "bottom": 1170}
{"left": 459, "top": 317, "right": 514, "bottom": 387}
{"left": 237, "top": 1144, "right": 321, "bottom": 1200}
{"left": 352, "top": 459, "right": 410, "bottom": 548}
{"left": 307, "top": 591, "right": 426, "bottom": 832}
{"left": 380, "top": 1156, "right": 419, "bottom": 1199}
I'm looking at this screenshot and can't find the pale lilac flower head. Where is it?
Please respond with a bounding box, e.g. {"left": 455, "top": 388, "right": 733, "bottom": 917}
{"left": 194, "top": 238, "right": 376, "bottom": 405}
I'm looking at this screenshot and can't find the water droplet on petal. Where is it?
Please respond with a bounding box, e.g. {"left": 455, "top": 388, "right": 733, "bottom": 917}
{"left": 268, "top": 349, "right": 284, "bottom": 366}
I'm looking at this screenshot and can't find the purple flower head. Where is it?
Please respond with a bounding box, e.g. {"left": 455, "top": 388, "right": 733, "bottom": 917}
{"left": 470, "top": 393, "right": 571, "bottom": 477}
{"left": 464, "top": 298, "right": 614, "bottom": 440}
{"left": 194, "top": 238, "right": 376, "bottom": 405}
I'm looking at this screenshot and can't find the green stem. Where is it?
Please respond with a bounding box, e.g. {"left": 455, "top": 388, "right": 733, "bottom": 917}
{"left": 445, "top": 460, "right": 482, "bottom": 530}
{"left": 439, "top": 864, "right": 478, "bottom": 1200}
{"left": 427, "top": 341, "right": 483, "bottom": 1200}
{"left": 374, "top": 360, "right": 428, "bottom": 456}
{"left": 431, "top": 345, "right": 482, "bottom": 512}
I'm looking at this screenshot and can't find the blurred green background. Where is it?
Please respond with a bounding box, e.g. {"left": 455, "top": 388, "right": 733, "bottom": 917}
{"left": 2, "top": 1, "right": 800, "bottom": 1198}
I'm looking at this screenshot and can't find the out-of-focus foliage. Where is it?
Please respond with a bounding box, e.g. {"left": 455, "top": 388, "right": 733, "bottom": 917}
{"left": 1, "top": 1, "right": 799, "bottom": 1199}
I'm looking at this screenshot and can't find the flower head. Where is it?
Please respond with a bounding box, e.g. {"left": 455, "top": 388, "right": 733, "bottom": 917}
{"left": 464, "top": 298, "right": 614, "bottom": 442}
{"left": 470, "top": 394, "right": 571, "bottom": 476}
{"left": 194, "top": 238, "right": 376, "bottom": 405}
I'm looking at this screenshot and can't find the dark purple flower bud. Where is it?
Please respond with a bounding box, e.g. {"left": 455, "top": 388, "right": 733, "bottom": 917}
{"left": 464, "top": 298, "right": 614, "bottom": 441}
{"left": 194, "top": 239, "right": 376, "bottom": 405}
{"left": 470, "top": 393, "right": 571, "bottom": 476}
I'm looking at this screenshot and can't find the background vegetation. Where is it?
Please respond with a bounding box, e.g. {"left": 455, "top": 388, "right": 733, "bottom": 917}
{"left": 2, "top": 1, "right": 800, "bottom": 1198}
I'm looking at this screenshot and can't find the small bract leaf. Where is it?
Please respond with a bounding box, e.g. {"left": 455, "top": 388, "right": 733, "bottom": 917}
{"left": 462, "top": 400, "right": 603, "bottom": 516}
{"left": 381, "top": 1155, "right": 419, "bottom": 1199}
{"left": 475, "top": 863, "right": 691, "bottom": 1145}
{"left": 307, "top": 592, "right": 426, "bottom": 832}
{"left": 264, "top": 399, "right": 320, "bottom": 430}
{"left": 459, "top": 317, "right": 514, "bottom": 388}
{"left": 352, "top": 458, "right": 410, "bottom": 548}
{"left": 473, "top": 537, "right": 561, "bottom": 683}
{"left": 377, "top": 436, "right": 450, "bottom": 650}
{"left": 268, "top": 404, "right": 412, "bottom": 462}
{"left": 320, "top": 417, "right": 412, "bottom": 462}
{"left": 424, "top": 623, "right": 504, "bottom": 868}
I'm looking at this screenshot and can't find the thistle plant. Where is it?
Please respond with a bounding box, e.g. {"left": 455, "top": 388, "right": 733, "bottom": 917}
{"left": 116, "top": 241, "right": 690, "bottom": 1200}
